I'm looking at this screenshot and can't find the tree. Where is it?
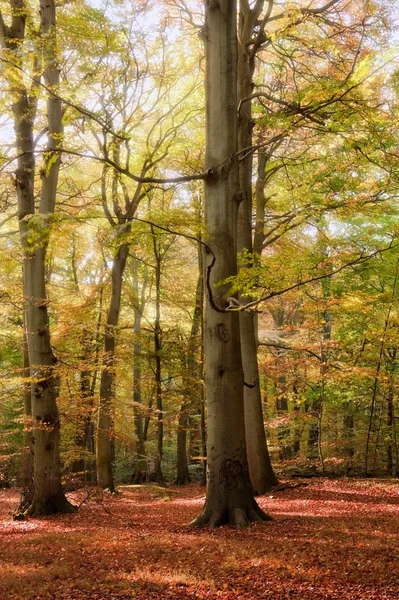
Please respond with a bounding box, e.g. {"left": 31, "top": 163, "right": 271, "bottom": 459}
{"left": 237, "top": 0, "right": 278, "bottom": 494}
{"left": 175, "top": 255, "right": 203, "bottom": 484}
{"left": 131, "top": 258, "right": 149, "bottom": 484}
{"left": 0, "top": 0, "right": 75, "bottom": 516}
{"left": 191, "top": 0, "right": 270, "bottom": 528}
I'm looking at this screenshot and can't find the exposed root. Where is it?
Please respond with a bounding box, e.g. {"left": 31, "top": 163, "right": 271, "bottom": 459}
{"left": 23, "top": 493, "right": 77, "bottom": 518}
{"left": 189, "top": 511, "right": 210, "bottom": 528}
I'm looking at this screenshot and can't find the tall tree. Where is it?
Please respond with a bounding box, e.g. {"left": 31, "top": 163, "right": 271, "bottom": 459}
{"left": 131, "top": 258, "right": 148, "bottom": 484}
{"left": 0, "top": 0, "right": 75, "bottom": 516}
{"left": 191, "top": 0, "right": 270, "bottom": 527}
{"left": 237, "top": 0, "right": 278, "bottom": 494}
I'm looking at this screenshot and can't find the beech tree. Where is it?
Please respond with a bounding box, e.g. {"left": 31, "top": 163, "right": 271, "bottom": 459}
{"left": 191, "top": 0, "right": 270, "bottom": 527}
{"left": 0, "top": 0, "right": 75, "bottom": 515}
{"left": 237, "top": 0, "right": 278, "bottom": 494}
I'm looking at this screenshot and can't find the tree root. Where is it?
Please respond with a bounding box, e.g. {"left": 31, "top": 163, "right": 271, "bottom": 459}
{"left": 18, "top": 493, "right": 77, "bottom": 519}
{"left": 190, "top": 497, "right": 272, "bottom": 528}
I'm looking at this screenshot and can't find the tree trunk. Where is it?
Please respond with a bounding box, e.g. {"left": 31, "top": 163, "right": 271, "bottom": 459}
{"left": 18, "top": 327, "right": 33, "bottom": 511}
{"left": 132, "top": 260, "right": 148, "bottom": 484}
{"left": 385, "top": 351, "right": 396, "bottom": 476}
{"left": 191, "top": 0, "right": 270, "bottom": 527}
{"left": 237, "top": 1, "right": 277, "bottom": 494}
{"left": 97, "top": 241, "right": 129, "bottom": 490}
{"left": 175, "top": 399, "right": 191, "bottom": 485}
{"left": 1, "top": 0, "right": 75, "bottom": 516}
{"left": 151, "top": 227, "right": 166, "bottom": 486}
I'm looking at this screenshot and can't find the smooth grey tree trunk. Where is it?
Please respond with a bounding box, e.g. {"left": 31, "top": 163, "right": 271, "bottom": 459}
{"left": 97, "top": 241, "right": 129, "bottom": 491}
{"left": 18, "top": 327, "right": 33, "bottom": 511}
{"left": 132, "top": 260, "right": 148, "bottom": 484}
{"left": 0, "top": 0, "right": 75, "bottom": 516}
{"left": 191, "top": 0, "right": 270, "bottom": 527}
{"left": 151, "top": 226, "right": 166, "bottom": 486}
{"left": 237, "top": 1, "right": 277, "bottom": 494}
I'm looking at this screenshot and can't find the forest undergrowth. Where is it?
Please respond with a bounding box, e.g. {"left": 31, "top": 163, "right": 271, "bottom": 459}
{"left": 0, "top": 478, "right": 398, "bottom": 600}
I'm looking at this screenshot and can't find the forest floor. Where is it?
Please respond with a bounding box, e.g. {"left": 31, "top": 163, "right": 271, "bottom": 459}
{"left": 0, "top": 478, "right": 399, "bottom": 600}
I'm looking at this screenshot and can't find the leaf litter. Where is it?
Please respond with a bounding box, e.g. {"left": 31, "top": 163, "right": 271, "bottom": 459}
{"left": 0, "top": 478, "right": 398, "bottom": 600}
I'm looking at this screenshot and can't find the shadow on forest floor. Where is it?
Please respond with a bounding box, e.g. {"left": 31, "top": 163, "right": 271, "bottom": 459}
{"left": 0, "top": 478, "right": 398, "bottom": 600}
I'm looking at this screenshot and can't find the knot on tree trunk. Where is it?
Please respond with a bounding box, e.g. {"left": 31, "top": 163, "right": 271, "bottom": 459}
{"left": 215, "top": 323, "right": 229, "bottom": 342}
{"left": 220, "top": 458, "right": 249, "bottom": 489}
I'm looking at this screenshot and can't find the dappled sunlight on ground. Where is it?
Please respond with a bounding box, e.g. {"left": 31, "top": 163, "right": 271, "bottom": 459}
{"left": 0, "top": 479, "right": 398, "bottom": 599}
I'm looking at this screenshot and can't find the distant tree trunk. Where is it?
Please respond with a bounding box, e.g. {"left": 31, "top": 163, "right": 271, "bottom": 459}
{"left": 308, "top": 243, "right": 331, "bottom": 471}
{"left": 343, "top": 412, "right": 354, "bottom": 473}
{"left": 292, "top": 385, "right": 302, "bottom": 456}
{"left": 72, "top": 338, "right": 98, "bottom": 481}
{"left": 199, "top": 375, "right": 207, "bottom": 486}
{"left": 69, "top": 237, "right": 96, "bottom": 480}
{"left": 0, "top": 0, "right": 75, "bottom": 516}
{"left": 385, "top": 349, "right": 396, "bottom": 476}
{"left": 237, "top": 0, "right": 277, "bottom": 494}
{"left": 97, "top": 241, "right": 129, "bottom": 491}
{"left": 18, "top": 327, "right": 33, "bottom": 511}
{"left": 175, "top": 398, "right": 191, "bottom": 485}
{"left": 151, "top": 227, "right": 166, "bottom": 486}
{"left": 191, "top": 0, "right": 270, "bottom": 527}
{"left": 72, "top": 348, "right": 91, "bottom": 476}
{"left": 132, "top": 260, "right": 148, "bottom": 484}
{"left": 276, "top": 368, "right": 293, "bottom": 460}
{"left": 82, "top": 278, "right": 106, "bottom": 484}
{"left": 175, "top": 270, "right": 203, "bottom": 484}
{"left": 268, "top": 305, "right": 295, "bottom": 460}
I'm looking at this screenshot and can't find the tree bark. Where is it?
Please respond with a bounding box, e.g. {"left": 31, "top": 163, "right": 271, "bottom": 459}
{"left": 237, "top": 1, "right": 277, "bottom": 494}
{"left": 97, "top": 241, "right": 129, "bottom": 490}
{"left": 18, "top": 327, "right": 33, "bottom": 511}
{"left": 151, "top": 227, "right": 166, "bottom": 486}
{"left": 191, "top": 0, "right": 270, "bottom": 527}
{"left": 1, "top": 0, "right": 75, "bottom": 516}
{"left": 132, "top": 260, "right": 148, "bottom": 484}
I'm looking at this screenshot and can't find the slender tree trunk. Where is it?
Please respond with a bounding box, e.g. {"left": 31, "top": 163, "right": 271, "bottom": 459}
{"left": 385, "top": 351, "right": 396, "bottom": 476}
{"left": 191, "top": 0, "right": 270, "bottom": 527}
{"left": 18, "top": 327, "right": 33, "bottom": 511}
{"left": 132, "top": 260, "right": 148, "bottom": 484}
{"left": 97, "top": 241, "right": 129, "bottom": 490}
{"left": 308, "top": 274, "right": 331, "bottom": 468}
{"left": 72, "top": 351, "right": 91, "bottom": 476}
{"left": 276, "top": 369, "right": 293, "bottom": 460}
{"left": 199, "top": 374, "right": 207, "bottom": 486}
{"left": 237, "top": 1, "right": 277, "bottom": 494}
{"left": 175, "top": 399, "right": 191, "bottom": 485}
{"left": 343, "top": 412, "right": 354, "bottom": 474}
{"left": 176, "top": 271, "right": 203, "bottom": 484}
{"left": 151, "top": 228, "right": 166, "bottom": 486}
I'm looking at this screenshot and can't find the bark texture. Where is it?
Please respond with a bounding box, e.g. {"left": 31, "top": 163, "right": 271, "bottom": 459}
{"left": 152, "top": 227, "right": 166, "bottom": 487}
{"left": 1, "top": 0, "right": 75, "bottom": 516}
{"left": 237, "top": 1, "right": 277, "bottom": 494}
{"left": 132, "top": 260, "right": 148, "bottom": 484}
{"left": 191, "top": 0, "right": 270, "bottom": 527}
{"left": 18, "top": 328, "right": 33, "bottom": 511}
{"left": 97, "top": 241, "right": 129, "bottom": 491}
